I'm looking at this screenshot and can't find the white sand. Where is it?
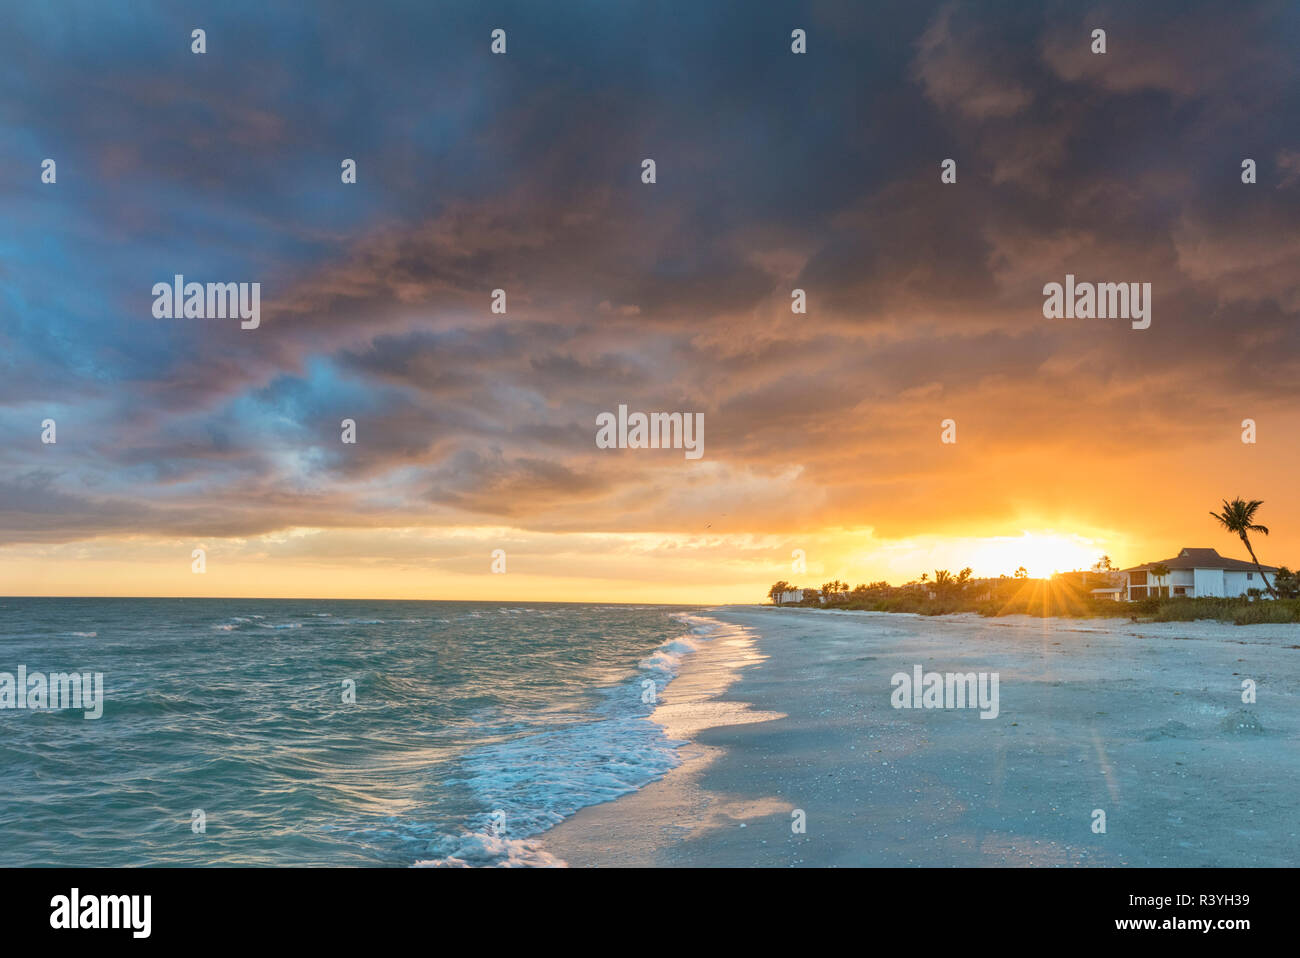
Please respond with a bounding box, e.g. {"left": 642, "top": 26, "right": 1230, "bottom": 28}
{"left": 540, "top": 607, "right": 1300, "bottom": 866}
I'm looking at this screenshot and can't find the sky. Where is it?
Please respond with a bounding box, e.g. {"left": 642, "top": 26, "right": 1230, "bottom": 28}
{"left": 2, "top": 0, "right": 1300, "bottom": 602}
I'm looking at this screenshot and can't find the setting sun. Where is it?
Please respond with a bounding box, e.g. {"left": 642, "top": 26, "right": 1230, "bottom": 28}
{"left": 967, "top": 532, "right": 1110, "bottom": 579}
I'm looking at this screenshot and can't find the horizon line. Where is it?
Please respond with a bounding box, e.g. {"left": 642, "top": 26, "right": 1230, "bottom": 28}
{"left": 0, "top": 595, "right": 716, "bottom": 605}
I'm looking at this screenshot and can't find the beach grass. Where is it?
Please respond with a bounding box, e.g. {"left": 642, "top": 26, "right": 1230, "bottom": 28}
{"left": 803, "top": 592, "right": 1300, "bottom": 624}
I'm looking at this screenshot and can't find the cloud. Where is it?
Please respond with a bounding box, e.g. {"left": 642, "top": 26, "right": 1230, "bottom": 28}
{"left": 3, "top": 0, "right": 1300, "bottom": 587}
{"left": 914, "top": 3, "right": 1034, "bottom": 119}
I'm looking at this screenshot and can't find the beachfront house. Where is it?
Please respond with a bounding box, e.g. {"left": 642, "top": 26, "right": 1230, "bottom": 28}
{"left": 776, "top": 589, "right": 804, "bottom": 605}
{"left": 1089, "top": 583, "right": 1126, "bottom": 601}
{"left": 1120, "top": 548, "right": 1277, "bottom": 600}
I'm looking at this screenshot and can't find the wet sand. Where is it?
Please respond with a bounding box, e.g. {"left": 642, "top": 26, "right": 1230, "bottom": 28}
{"left": 540, "top": 607, "right": 1300, "bottom": 866}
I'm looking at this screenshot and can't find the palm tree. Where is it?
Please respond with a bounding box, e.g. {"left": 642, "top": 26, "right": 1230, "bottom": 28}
{"left": 1210, "top": 497, "right": 1278, "bottom": 598}
{"left": 768, "top": 580, "right": 791, "bottom": 605}
{"left": 1149, "top": 562, "right": 1171, "bottom": 598}
{"left": 820, "top": 580, "right": 848, "bottom": 603}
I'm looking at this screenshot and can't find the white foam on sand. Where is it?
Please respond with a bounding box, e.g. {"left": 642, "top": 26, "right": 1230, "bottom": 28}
{"left": 413, "top": 832, "right": 567, "bottom": 868}
{"left": 414, "top": 613, "right": 749, "bottom": 868}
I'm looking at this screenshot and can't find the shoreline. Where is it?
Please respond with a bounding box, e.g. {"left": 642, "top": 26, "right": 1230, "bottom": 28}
{"left": 534, "top": 612, "right": 786, "bottom": 867}
{"left": 539, "top": 606, "right": 1300, "bottom": 866}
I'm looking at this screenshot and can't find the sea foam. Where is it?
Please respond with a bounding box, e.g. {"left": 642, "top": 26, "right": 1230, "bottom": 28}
{"left": 417, "top": 613, "right": 721, "bottom": 867}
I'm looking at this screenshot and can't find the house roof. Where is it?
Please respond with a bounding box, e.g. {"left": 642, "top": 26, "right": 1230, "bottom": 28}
{"left": 1121, "top": 547, "right": 1277, "bottom": 574}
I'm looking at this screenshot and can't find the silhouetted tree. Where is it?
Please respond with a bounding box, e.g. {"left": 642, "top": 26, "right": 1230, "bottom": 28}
{"left": 1149, "top": 563, "right": 1171, "bottom": 599}
{"left": 768, "top": 581, "right": 792, "bottom": 605}
{"left": 1210, "top": 497, "right": 1277, "bottom": 597}
{"left": 1273, "top": 567, "right": 1300, "bottom": 599}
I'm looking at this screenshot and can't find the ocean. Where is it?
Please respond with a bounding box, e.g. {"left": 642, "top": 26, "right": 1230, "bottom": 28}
{"left": 0, "top": 598, "right": 717, "bottom": 866}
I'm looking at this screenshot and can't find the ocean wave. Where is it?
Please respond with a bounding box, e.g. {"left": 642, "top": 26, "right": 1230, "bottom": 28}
{"left": 413, "top": 832, "right": 566, "bottom": 868}
{"left": 639, "top": 634, "right": 701, "bottom": 672}
{"left": 0, "top": 601, "right": 727, "bottom": 867}
{"left": 420, "top": 615, "right": 722, "bottom": 866}
{"left": 107, "top": 692, "right": 205, "bottom": 718}
{"left": 214, "top": 616, "right": 259, "bottom": 631}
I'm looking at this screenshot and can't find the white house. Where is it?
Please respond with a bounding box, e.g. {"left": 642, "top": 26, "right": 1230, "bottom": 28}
{"left": 1089, "top": 583, "right": 1127, "bottom": 602}
{"left": 775, "top": 589, "right": 804, "bottom": 605}
{"left": 1121, "top": 547, "right": 1277, "bottom": 600}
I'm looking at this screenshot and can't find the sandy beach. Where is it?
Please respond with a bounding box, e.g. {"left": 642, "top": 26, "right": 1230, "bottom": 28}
{"left": 540, "top": 607, "right": 1300, "bottom": 866}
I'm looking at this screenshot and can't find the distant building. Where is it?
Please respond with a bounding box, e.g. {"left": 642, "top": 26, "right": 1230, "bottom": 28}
{"left": 1120, "top": 548, "right": 1277, "bottom": 600}
{"left": 961, "top": 578, "right": 1006, "bottom": 601}
{"left": 1089, "top": 585, "right": 1126, "bottom": 602}
{"left": 776, "top": 589, "right": 804, "bottom": 605}
{"left": 1086, "top": 582, "right": 1128, "bottom": 597}
{"left": 1055, "top": 569, "right": 1126, "bottom": 601}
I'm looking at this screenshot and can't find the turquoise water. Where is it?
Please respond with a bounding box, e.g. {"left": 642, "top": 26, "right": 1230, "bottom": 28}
{"left": 0, "top": 598, "right": 708, "bottom": 866}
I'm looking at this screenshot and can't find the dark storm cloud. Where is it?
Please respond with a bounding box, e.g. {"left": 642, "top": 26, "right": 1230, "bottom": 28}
{"left": 2, "top": 0, "right": 1299, "bottom": 546}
